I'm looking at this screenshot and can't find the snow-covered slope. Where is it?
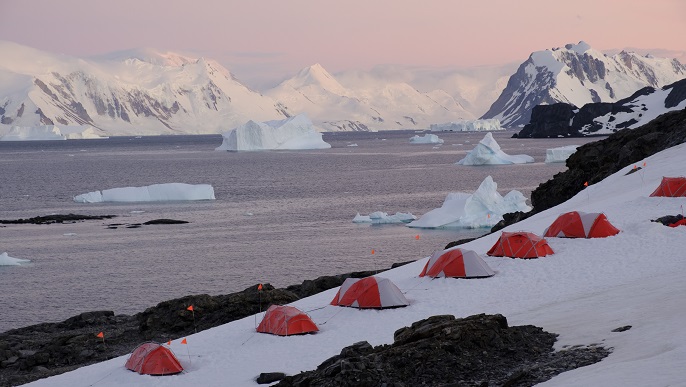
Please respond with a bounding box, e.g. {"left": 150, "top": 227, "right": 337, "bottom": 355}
{"left": 26, "top": 141, "right": 686, "bottom": 386}
{"left": 0, "top": 41, "right": 288, "bottom": 136}
{"left": 265, "top": 63, "right": 475, "bottom": 131}
{"left": 482, "top": 41, "right": 686, "bottom": 127}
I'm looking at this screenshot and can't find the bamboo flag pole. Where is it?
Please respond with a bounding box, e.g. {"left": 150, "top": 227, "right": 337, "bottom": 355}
{"left": 187, "top": 305, "right": 197, "bottom": 333}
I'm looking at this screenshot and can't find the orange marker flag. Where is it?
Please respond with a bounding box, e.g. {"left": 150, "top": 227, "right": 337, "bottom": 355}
{"left": 414, "top": 235, "right": 420, "bottom": 240}
{"left": 643, "top": 161, "right": 646, "bottom": 167}
{"left": 633, "top": 165, "right": 637, "bottom": 169}
{"left": 181, "top": 338, "right": 187, "bottom": 345}
{"left": 487, "top": 213, "right": 491, "bottom": 219}
{"left": 257, "top": 283, "right": 263, "bottom": 291}
{"left": 96, "top": 332, "right": 104, "bottom": 338}
{"left": 187, "top": 305, "right": 194, "bottom": 311}
{"left": 584, "top": 181, "right": 588, "bottom": 187}
{"left": 371, "top": 249, "right": 375, "bottom": 255}
{"left": 167, "top": 340, "right": 172, "bottom": 346}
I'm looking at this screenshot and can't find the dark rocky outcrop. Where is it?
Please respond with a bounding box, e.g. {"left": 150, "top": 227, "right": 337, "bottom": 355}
{"left": 0, "top": 214, "right": 116, "bottom": 225}
{"left": 276, "top": 314, "right": 610, "bottom": 387}
{"left": 516, "top": 78, "right": 686, "bottom": 138}
{"left": 530, "top": 108, "right": 686, "bottom": 212}
{"left": 142, "top": 219, "right": 189, "bottom": 225}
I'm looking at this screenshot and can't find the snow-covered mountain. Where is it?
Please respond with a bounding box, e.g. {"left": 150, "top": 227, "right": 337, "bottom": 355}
{"left": 265, "top": 63, "right": 476, "bottom": 131}
{"left": 517, "top": 78, "right": 686, "bottom": 138}
{"left": 0, "top": 41, "right": 288, "bottom": 136}
{"left": 481, "top": 41, "right": 686, "bottom": 128}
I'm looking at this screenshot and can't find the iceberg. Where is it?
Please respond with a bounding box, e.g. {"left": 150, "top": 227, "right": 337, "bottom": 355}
{"left": 457, "top": 132, "right": 534, "bottom": 165}
{"left": 353, "top": 211, "right": 417, "bottom": 224}
{"left": 430, "top": 119, "right": 503, "bottom": 132}
{"left": 409, "top": 134, "right": 444, "bottom": 144}
{"left": 0, "top": 125, "right": 108, "bottom": 141}
{"left": 407, "top": 176, "right": 531, "bottom": 229}
{"left": 73, "top": 183, "right": 216, "bottom": 203}
{"left": 215, "top": 113, "right": 331, "bottom": 151}
{"left": 0, "top": 252, "right": 30, "bottom": 266}
{"left": 545, "top": 145, "right": 579, "bottom": 163}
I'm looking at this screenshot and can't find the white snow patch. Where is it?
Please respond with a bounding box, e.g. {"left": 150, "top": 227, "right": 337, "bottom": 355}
{"left": 353, "top": 211, "right": 417, "bottom": 224}
{"left": 430, "top": 119, "right": 502, "bottom": 132}
{"left": 545, "top": 145, "right": 579, "bottom": 163}
{"left": 409, "top": 134, "right": 444, "bottom": 144}
{"left": 0, "top": 252, "right": 30, "bottom": 266}
{"left": 73, "top": 183, "right": 215, "bottom": 203}
{"left": 215, "top": 114, "right": 330, "bottom": 151}
{"left": 0, "top": 125, "right": 108, "bottom": 141}
{"left": 408, "top": 176, "right": 531, "bottom": 229}
{"left": 457, "top": 133, "right": 534, "bottom": 165}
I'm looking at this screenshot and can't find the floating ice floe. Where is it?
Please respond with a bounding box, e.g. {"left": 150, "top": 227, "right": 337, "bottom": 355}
{"left": 0, "top": 125, "right": 108, "bottom": 141}
{"left": 215, "top": 113, "right": 331, "bottom": 151}
{"left": 407, "top": 176, "right": 531, "bottom": 229}
{"left": 430, "top": 119, "right": 502, "bottom": 132}
{"left": 73, "top": 183, "right": 216, "bottom": 203}
{"left": 457, "top": 132, "right": 534, "bottom": 165}
{"left": 409, "top": 134, "right": 444, "bottom": 144}
{"left": 353, "top": 211, "right": 417, "bottom": 224}
{"left": 0, "top": 252, "right": 31, "bottom": 266}
{"left": 545, "top": 145, "right": 579, "bottom": 163}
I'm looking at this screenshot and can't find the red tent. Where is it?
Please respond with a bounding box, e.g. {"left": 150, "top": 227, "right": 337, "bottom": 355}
{"left": 256, "top": 305, "right": 319, "bottom": 336}
{"left": 330, "top": 276, "right": 409, "bottom": 309}
{"left": 650, "top": 177, "right": 686, "bottom": 197}
{"left": 487, "top": 231, "right": 554, "bottom": 259}
{"left": 125, "top": 343, "right": 183, "bottom": 375}
{"left": 544, "top": 211, "right": 620, "bottom": 238}
{"left": 419, "top": 248, "right": 494, "bottom": 278}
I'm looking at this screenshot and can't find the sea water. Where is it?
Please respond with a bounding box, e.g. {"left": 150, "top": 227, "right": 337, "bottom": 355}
{"left": 0, "top": 131, "right": 597, "bottom": 332}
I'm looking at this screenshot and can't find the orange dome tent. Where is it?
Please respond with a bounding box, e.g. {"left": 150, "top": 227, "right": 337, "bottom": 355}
{"left": 125, "top": 342, "right": 183, "bottom": 375}
{"left": 256, "top": 305, "right": 319, "bottom": 336}
{"left": 330, "top": 276, "right": 409, "bottom": 309}
{"left": 419, "top": 248, "right": 495, "bottom": 278}
{"left": 487, "top": 231, "right": 554, "bottom": 259}
{"left": 650, "top": 177, "right": 686, "bottom": 197}
{"left": 544, "top": 211, "right": 620, "bottom": 238}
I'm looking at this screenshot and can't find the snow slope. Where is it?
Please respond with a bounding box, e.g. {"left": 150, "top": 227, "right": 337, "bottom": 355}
{"left": 25, "top": 142, "right": 686, "bottom": 386}
{"left": 482, "top": 41, "right": 686, "bottom": 127}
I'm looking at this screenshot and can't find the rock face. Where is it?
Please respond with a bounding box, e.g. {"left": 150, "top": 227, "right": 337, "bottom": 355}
{"left": 516, "top": 78, "right": 686, "bottom": 138}
{"left": 531, "top": 108, "right": 686, "bottom": 212}
{"left": 481, "top": 41, "right": 686, "bottom": 128}
{"left": 276, "top": 314, "right": 610, "bottom": 387}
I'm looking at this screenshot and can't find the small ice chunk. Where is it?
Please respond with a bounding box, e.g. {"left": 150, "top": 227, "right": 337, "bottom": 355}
{"left": 0, "top": 252, "right": 31, "bottom": 266}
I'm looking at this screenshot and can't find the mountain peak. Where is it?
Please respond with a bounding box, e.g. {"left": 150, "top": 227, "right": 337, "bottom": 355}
{"left": 289, "top": 63, "right": 348, "bottom": 95}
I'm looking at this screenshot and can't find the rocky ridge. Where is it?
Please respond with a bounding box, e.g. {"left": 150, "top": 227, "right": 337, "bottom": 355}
{"left": 516, "top": 78, "right": 686, "bottom": 138}
{"left": 275, "top": 314, "right": 610, "bottom": 387}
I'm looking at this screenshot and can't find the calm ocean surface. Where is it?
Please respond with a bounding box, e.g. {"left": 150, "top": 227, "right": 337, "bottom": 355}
{"left": 0, "top": 131, "right": 599, "bottom": 332}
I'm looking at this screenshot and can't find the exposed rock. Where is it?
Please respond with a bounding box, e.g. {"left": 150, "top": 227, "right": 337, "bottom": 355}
{"left": 612, "top": 326, "right": 632, "bottom": 333}
{"left": 276, "top": 314, "right": 610, "bottom": 387}
{"left": 257, "top": 372, "right": 287, "bottom": 384}
{"left": 516, "top": 103, "right": 579, "bottom": 138}
{"left": 0, "top": 214, "right": 116, "bottom": 225}
{"left": 143, "top": 219, "right": 189, "bottom": 225}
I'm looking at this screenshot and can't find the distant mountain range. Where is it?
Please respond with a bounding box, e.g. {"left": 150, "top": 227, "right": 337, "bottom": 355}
{"left": 481, "top": 41, "right": 686, "bottom": 127}
{"left": 0, "top": 40, "right": 683, "bottom": 136}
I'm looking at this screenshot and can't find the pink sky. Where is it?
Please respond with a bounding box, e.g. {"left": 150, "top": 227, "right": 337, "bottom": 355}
{"left": 1, "top": 0, "right": 684, "bottom": 88}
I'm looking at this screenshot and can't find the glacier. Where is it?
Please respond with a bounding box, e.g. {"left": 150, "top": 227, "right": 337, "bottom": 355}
{"left": 352, "top": 211, "right": 417, "bottom": 224}
{"left": 430, "top": 119, "right": 502, "bottom": 132}
{"left": 0, "top": 125, "right": 108, "bottom": 141}
{"left": 215, "top": 114, "right": 331, "bottom": 151}
{"left": 407, "top": 176, "right": 531, "bottom": 229}
{"left": 73, "top": 183, "right": 216, "bottom": 203}
{"left": 457, "top": 133, "right": 534, "bottom": 165}
{"left": 409, "top": 134, "right": 444, "bottom": 144}
{"left": 0, "top": 252, "right": 30, "bottom": 266}
{"left": 545, "top": 145, "right": 579, "bottom": 163}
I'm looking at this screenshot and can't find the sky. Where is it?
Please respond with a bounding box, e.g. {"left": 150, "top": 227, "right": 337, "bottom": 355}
{"left": 1, "top": 0, "right": 685, "bottom": 89}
